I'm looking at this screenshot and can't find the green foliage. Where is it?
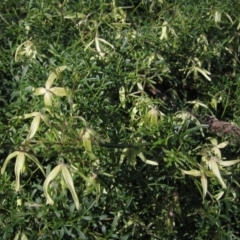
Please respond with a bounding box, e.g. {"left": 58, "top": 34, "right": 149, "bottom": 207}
{"left": 1, "top": 0, "right": 240, "bottom": 239}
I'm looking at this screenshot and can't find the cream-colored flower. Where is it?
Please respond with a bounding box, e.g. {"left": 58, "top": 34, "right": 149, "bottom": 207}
{"left": 43, "top": 163, "right": 80, "bottom": 210}
{"left": 34, "top": 66, "right": 67, "bottom": 106}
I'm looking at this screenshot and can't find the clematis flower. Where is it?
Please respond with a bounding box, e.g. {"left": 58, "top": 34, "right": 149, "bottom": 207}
{"left": 34, "top": 66, "right": 67, "bottom": 106}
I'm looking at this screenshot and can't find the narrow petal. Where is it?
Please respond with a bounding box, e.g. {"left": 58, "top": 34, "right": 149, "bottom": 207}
{"left": 23, "top": 112, "right": 39, "bottom": 119}
{"left": 27, "top": 114, "right": 41, "bottom": 139}
{"left": 137, "top": 152, "right": 158, "bottom": 165}
{"left": 210, "top": 157, "right": 226, "bottom": 189}
{"left": 213, "top": 147, "right": 221, "bottom": 159}
{"left": 195, "top": 67, "right": 211, "bottom": 81}
{"left": 43, "top": 164, "right": 62, "bottom": 205}
{"left": 217, "top": 141, "right": 229, "bottom": 149}
{"left": 25, "top": 153, "right": 45, "bottom": 176}
{"left": 62, "top": 165, "right": 80, "bottom": 210}
{"left": 44, "top": 91, "right": 52, "bottom": 106}
{"left": 82, "top": 130, "right": 92, "bottom": 152}
{"left": 215, "top": 190, "right": 225, "bottom": 200}
{"left": 40, "top": 114, "right": 50, "bottom": 126}
{"left": 209, "top": 137, "right": 218, "bottom": 145}
{"left": 45, "top": 66, "right": 67, "bottom": 89}
{"left": 182, "top": 169, "right": 201, "bottom": 177}
{"left": 34, "top": 87, "right": 46, "bottom": 96}
{"left": 15, "top": 152, "right": 26, "bottom": 191}
{"left": 201, "top": 173, "right": 208, "bottom": 202}
{"left": 218, "top": 159, "right": 240, "bottom": 167}
{"left": 119, "top": 148, "right": 128, "bottom": 165}
{"left": 119, "top": 86, "right": 126, "bottom": 108}
{"left": 1, "top": 151, "right": 19, "bottom": 174}
{"left": 98, "top": 37, "right": 115, "bottom": 49}
{"left": 50, "top": 87, "right": 67, "bottom": 96}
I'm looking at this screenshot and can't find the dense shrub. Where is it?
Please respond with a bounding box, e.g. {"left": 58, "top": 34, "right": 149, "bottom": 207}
{"left": 1, "top": 0, "right": 240, "bottom": 239}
